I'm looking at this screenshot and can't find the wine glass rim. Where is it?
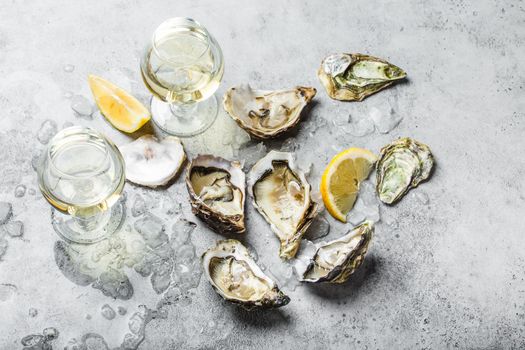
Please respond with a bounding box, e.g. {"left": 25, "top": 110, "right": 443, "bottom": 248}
{"left": 45, "top": 126, "right": 113, "bottom": 180}
{"left": 151, "top": 17, "right": 211, "bottom": 65}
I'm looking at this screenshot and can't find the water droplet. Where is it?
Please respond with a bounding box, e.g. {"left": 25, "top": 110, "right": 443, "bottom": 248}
{"left": 63, "top": 91, "right": 73, "bottom": 99}
{"left": 71, "top": 95, "right": 94, "bottom": 117}
{"left": 37, "top": 119, "right": 58, "bottom": 145}
{"left": 62, "top": 121, "right": 74, "bottom": 129}
{"left": 85, "top": 314, "right": 92, "bottom": 320}
{"left": 29, "top": 308, "right": 38, "bottom": 317}
{"left": 117, "top": 306, "right": 127, "bottom": 316}
{"left": 3, "top": 220, "right": 23, "bottom": 237}
{"left": 0, "top": 238, "right": 8, "bottom": 258}
{"left": 63, "top": 64, "right": 75, "bottom": 72}
{"left": 14, "top": 184, "right": 26, "bottom": 198}
{"left": 28, "top": 188, "right": 36, "bottom": 195}
{"left": 0, "top": 202, "right": 12, "bottom": 224}
{"left": 101, "top": 304, "right": 116, "bottom": 320}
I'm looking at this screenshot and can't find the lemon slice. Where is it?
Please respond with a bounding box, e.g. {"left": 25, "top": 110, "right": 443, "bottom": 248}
{"left": 88, "top": 75, "right": 150, "bottom": 133}
{"left": 320, "top": 147, "right": 378, "bottom": 222}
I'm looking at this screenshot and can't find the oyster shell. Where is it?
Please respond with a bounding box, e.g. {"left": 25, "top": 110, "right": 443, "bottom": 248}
{"left": 186, "top": 155, "right": 245, "bottom": 234}
{"left": 223, "top": 84, "right": 316, "bottom": 139}
{"left": 318, "top": 53, "right": 406, "bottom": 101}
{"left": 119, "top": 135, "right": 185, "bottom": 188}
{"left": 248, "top": 151, "right": 318, "bottom": 259}
{"left": 376, "top": 137, "right": 434, "bottom": 204}
{"left": 201, "top": 239, "right": 290, "bottom": 310}
{"left": 302, "top": 221, "right": 373, "bottom": 283}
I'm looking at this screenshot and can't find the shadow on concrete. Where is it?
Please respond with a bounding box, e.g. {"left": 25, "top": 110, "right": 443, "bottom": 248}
{"left": 304, "top": 254, "right": 380, "bottom": 302}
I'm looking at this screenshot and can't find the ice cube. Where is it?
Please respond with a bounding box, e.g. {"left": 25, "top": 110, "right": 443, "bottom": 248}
{"left": 0, "top": 283, "right": 17, "bottom": 301}
{"left": 412, "top": 191, "right": 429, "bottom": 205}
{"left": 71, "top": 95, "right": 94, "bottom": 117}
{"left": 0, "top": 202, "right": 12, "bottom": 224}
{"left": 101, "top": 304, "right": 116, "bottom": 320}
{"left": 369, "top": 106, "right": 403, "bottom": 134}
{"left": 21, "top": 334, "right": 44, "bottom": 347}
{"left": 37, "top": 119, "right": 58, "bottom": 145}
{"left": 43, "top": 327, "right": 59, "bottom": 341}
{"left": 344, "top": 116, "right": 375, "bottom": 137}
{"left": 91, "top": 268, "right": 133, "bottom": 300}
{"left": 304, "top": 215, "right": 330, "bottom": 241}
{"left": 131, "top": 195, "right": 146, "bottom": 217}
{"left": 134, "top": 214, "right": 168, "bottom": 249}
{"left": 4, "top": 221, "right": 23, "bottom": 237}
{"left": 171, "top": 219, "right": 196, "bottom": 247}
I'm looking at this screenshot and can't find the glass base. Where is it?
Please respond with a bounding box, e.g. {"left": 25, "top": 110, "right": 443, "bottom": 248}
{"left": 150, "top": 95, "right": 218, "bottom": 137}
{"left": 51, "top": 200, "right": 125, "bottom": 244}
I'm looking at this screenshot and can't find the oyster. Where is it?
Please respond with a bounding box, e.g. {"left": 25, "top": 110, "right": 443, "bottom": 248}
{"left": 248, "top": 151, "right": 317, "bottom": 259}
{"left": 119, "top": 135, "right": 185, "bottom": 188}
{"left": 202, "top": 239, "right": 290, "bottom": 310}
{"left": 376, "top": 137, "right": 434, "bottom": 204}
{"left": 302, "top": 221, "right": 373, "bottom": 283}
{"left": 223, "top": 84, "right": 316, "bottom": 139}
{"left": 186, "top": 155, "right": 245, "bottom": 234}
{"left": 318, "top": 53, "right": 406, "bottom": 101}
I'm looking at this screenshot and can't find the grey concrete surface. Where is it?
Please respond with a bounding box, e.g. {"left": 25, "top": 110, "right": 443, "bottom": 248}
{"left": 0, "top": 0, "right": 524, "bottom": 349}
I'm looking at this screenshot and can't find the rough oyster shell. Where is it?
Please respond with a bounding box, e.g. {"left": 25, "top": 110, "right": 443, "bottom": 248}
{"left": 318, "top": 53, "right": 406, "bottom": 101}
{"left": 248, "top": 151, "right": 318, "bottom": 259}
{"left": 223, "top": 84, "right": 316, "bottom": 139}
{"left": 201, "top": 239, "right": 290, "bottom": 310}
{"left": 302, "top": 221, "right": 373, "bottom": 283}
{"left": 376, "top": 137, "right": 434, "bottom": 204}
{"left": 186, "top": 155, "right": 245, "bottom": 234}
{"left": 119, "top": 135, "right": 186, "bottom": 188}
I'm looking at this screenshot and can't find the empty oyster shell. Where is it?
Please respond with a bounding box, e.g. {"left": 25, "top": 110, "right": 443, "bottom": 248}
{"left": 223, "top": 84, "right": 316, "bottom": 139}
{"left": 119, "top": 135, "right": 185, "bottom": 188}
{"left": 248, "top": 151, "right": 318, "bottom": 259}
{"left": 376, "top": 137, "right": 434, "bottom": 204}
{"left": 202, "top": 239, "right": 290, "bottom": 310}
{"left": 318, "top": 53, "right": 406, "bottom": 101}
{"left": 302, "top": 221, "right": 373, "bottom": 283}
{"left": 186, "top": 155, "right": 245, "bottom": 234}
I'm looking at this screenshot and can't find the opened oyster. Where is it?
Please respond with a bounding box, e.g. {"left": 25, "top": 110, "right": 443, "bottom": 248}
{"left": 376, "top": 137, "right": 434, "bottom": 204}
{"left": 248, "top": 151, "right": 317, "bottom": 259}
{"left": 119, "top": 135, "right": 185, "bottom": 188}
{"left": 202, "top": 239, "right": 290, "bottom": 310}
{"left": 302, "top": 221, "right": 373, "bottom": 283}
{"left": 186, "top": 155, "right": 245, "bottom": 234}
{"left": 318, "top": 53, "right": 406, "bottom": 101}
{"left": 223, "top": 84, "right": 316, "bottom": 139}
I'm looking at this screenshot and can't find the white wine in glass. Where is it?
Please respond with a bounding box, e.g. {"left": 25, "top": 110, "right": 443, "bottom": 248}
{"left": 38, "top": 126, "right": 126, "bottom": 244}
{"left": 141, "top": 17, "right": 224, "bottom": 137}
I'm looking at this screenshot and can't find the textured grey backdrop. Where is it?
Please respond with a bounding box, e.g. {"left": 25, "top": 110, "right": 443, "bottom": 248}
{"left": 0, "top": 0, "right": 524, "bottom": 349}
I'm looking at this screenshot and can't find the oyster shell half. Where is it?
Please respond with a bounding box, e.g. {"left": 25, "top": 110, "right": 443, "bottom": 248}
{"left": 202, "top": 239, "right": 290, "bottom": 310}
{"left": 223, "top": 84, "right": 316, "bottom": 139}
{"left": 248, "top": 151, "right": 318, "bottom": 259}
{"left": 302, "top": 221, "right": 374, "bottom": 283}
{"left": 186, "top": 155, "right": 245, "bottom": 234}
{"left": 376, "top": 137, "right": 434, "bottom": 204}
{"left": 119, "top": 135, "right": 186, "bottom": 188}
{"left": 318, "top": 53, "right": 406, "bottom": 101}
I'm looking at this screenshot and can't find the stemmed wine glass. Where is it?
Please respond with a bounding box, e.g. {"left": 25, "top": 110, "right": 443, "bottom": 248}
{"left": 37, "top": 126, "right": 126, "bottom": 244}
{"left": 140, "top": 17, "right": 224, "bottom": 137}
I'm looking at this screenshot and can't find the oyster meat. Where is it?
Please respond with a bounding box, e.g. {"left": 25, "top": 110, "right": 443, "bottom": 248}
{"left": 223, "top": 84, "right": 316, "bottom": 139}
{"left": 248, "top": 151, "right": 317, "bottom": 259}
{"left": 186, "top": 155, "right": 245, "bottom": 234}
{"left": 318, "top": 53, "right": 406, "bottom": 101}
{"left": 302, "top": 221, "right": 374, "bottom": 283}
{"left": 376, "top": 137, "right": 434, "bottom": 204}
{"left": 202, "top": 239, "right": 290, "bottom": 310}
{"left": 119, "top": 135, "right": 185, "bottom": 188}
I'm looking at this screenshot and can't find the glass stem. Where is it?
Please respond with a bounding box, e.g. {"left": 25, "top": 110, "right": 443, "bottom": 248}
{"left": 73, "top": 210, "right": 111, "bottom": 232}
{"left": 169, "top": 101, "right": 198, "bottom": 120}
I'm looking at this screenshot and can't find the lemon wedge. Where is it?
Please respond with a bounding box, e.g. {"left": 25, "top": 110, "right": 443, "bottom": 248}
{"left": 320, "top": 147, "right": 378, "bottom": 222}
{"left": 88, "top": 75, "right": 150, "bottom": 133}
